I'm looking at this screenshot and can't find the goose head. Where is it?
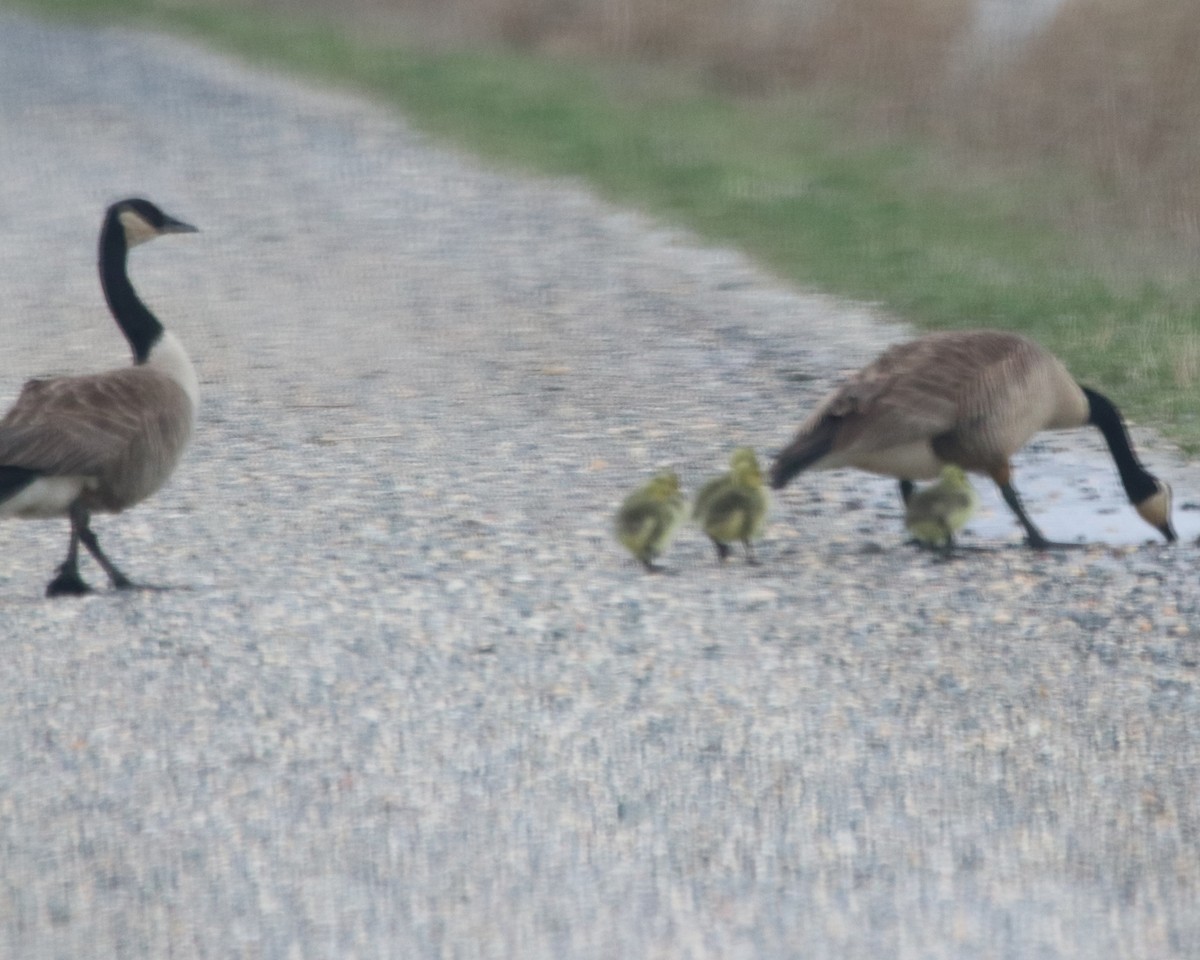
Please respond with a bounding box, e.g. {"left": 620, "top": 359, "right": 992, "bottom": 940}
{"left": 113, "top": 198, "right": 198, "bottom": 248}
{"left": 1134, "top": 480, "right": 1176, "bottom": 543}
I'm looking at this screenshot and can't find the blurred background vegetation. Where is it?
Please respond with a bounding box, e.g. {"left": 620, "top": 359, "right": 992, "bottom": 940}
{"left": 12, "top": 0, "right": 1200, "bottom": 447}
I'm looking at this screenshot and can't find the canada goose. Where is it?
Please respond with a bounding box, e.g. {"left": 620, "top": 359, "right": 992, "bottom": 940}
{"left": 693, "top": 446, "right": 769, "bottom": 563}
{"left": 614, "top": 470, "right": 686, "bottom": 572}
{"left": 904, "top": 464, "right": 979, "bottom": 551}
{"left": 770, "top": 329, "right": 1175, "bottom": 548}
{"left": 0, "top": 198, "right": 198, "bottom": 596}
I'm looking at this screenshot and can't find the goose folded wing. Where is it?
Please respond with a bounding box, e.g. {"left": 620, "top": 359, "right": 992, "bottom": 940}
{"left": 0, "top": 369, "right": 189, "bottom": 476}
{"left": 815, "top": 371, "right": 962, "bottom": 452}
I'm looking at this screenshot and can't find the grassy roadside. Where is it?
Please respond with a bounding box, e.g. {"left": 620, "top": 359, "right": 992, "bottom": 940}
{"left": 10, "top": 0, "right": 1200, "bottom": 449}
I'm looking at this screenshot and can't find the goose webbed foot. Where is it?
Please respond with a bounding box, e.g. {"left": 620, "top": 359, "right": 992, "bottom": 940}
{"left": 1022, "top": 535, "right": 1086, "bottom": 551}
{"left": 46, "top": 566, "right": 94, "bottom": 598}
{"left": 999, "top": 482, "right": 1084, "bottom": 552}
{"left": 72, "top": 502, "right": 137, "bottom": 588}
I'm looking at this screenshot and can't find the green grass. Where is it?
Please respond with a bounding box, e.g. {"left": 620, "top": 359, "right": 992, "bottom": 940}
{"left": 12, "top": 0, "right": 1200, "bottom": 449}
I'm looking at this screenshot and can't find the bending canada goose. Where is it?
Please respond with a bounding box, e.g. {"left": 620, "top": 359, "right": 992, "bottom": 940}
{"left": 0, "top": 198, "right": 199, "bottom": 596}
{"left": 770, "top": 330, "right": 1175, "bottom": 548}
{"left": 614, "top": 470, "right": 686, "bottom": 573}
{"left": 693, "top": 447, "right": 769, "bottom": 563}
{"left": 904, "top": 464, "right": 979, "bottom": 551}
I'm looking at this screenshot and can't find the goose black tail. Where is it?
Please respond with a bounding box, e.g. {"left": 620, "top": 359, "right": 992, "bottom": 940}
{"left": 0, "top": 465, "right": 40, "bottom": 506}
{"left": 769, "top": 420, "right": 837, "bottom": 490}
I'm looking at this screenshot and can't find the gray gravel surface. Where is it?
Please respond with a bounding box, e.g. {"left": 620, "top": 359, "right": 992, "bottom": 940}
{"left": 2, "top": 13, "right": 1199, "bottom": 960}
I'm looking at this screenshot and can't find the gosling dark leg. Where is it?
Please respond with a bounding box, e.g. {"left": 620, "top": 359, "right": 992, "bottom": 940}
{"left": 742, "top": 540, "right": 759, "bottom": 566}
{"left": 938, "top": 519, "right": 956, "bottom": 550}
{"left": 934, "top": 522, "right": 957, "bottom": 558}
{"left": 710, "top": 538, "right": 732, "bottom": 563}
{"left": 45, "top": 506, "right": 92, "bottom": 597}
{"left": 72, "top": 502, "right": 135, "bottom": 589}
{"left": 902, "top": 480, "right": 924, "bottom": 550}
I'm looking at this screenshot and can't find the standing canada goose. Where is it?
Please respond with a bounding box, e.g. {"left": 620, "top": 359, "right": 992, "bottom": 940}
{"left": 0, "top": 198, "right": 199, "bottom": 596}
{"left": 693, "top": 447, "right": 769, "bottom": 563}
{"left": 770, "top": 329, "right": 1175, "bottom": 548}
{"left": 904, "top": 464, "right": 979, "bottom": 551}
{"left": 614, "top": 470, "right": 686, "bottom": 573}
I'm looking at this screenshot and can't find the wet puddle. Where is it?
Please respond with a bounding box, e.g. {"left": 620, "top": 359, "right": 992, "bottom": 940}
{"left": 953, "top": 439, "right": 1200, "bottom": 546}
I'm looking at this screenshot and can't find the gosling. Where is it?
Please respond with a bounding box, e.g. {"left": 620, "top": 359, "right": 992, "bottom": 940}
{"left": 904, "top": 464, "right": 979, "bottom": 552}
{"left": 693, "top": 447, "right": 769, "bottom": 564}
{"left": 614, "top": 470, "right": 686, "bottom": 573}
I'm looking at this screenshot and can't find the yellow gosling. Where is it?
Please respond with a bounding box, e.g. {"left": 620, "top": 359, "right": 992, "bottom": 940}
{"left": 904, "top": 465, "right": 979, "bottom": 551}
{"left": 693, "top": 447, "right": 769, "bottom": 564}
{"left": 614, "top": 470, "right": 686, "bottom": 573}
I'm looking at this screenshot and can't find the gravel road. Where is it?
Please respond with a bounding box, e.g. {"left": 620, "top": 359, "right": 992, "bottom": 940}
{"left": 1, "top": 13, "right": 1199, "bottom": 959}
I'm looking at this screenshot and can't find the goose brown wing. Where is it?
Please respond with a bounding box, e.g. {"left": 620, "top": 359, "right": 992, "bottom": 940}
{"left": 0, "top": 368, "right": 191, "bottom": 477}
{"left": 809, "top": 348, "right": 961, "bottom": 454}
{"left": 819, "top": 331, "right": 1040, "bottom": 453}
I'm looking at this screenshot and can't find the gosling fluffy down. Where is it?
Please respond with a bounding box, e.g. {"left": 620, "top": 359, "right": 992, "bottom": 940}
{"left": 614, "top": 470, "right": 686, "bottom": 572}
{"left": 904, "top": 464, "right": 979, "bottom": 550}
{"left": 693, "top": 447, "right": 769, "bottom": 563}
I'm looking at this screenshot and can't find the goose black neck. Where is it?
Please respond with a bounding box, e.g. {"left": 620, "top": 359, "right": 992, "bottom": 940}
{"left": 99, "top": 213, "right": 162, "bottom": 364}
{"left": 1083, "top": 386, "right": 1158, "bottom": 503}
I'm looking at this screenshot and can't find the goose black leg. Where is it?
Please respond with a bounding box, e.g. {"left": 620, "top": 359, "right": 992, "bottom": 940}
{"left": 45, "top": 510, "right": 92, "bottom": 597}
{"left": 999, "top": 482, "right": 1082, "bottom": 550}
{"left": 899, "top": 479, "right": 915, "bottom": 507}
{"left": 710, "top": 539, "right": 732, "bottom": 563}
{"left": 71, "top": 502, "right": 135, "bottom": 589}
